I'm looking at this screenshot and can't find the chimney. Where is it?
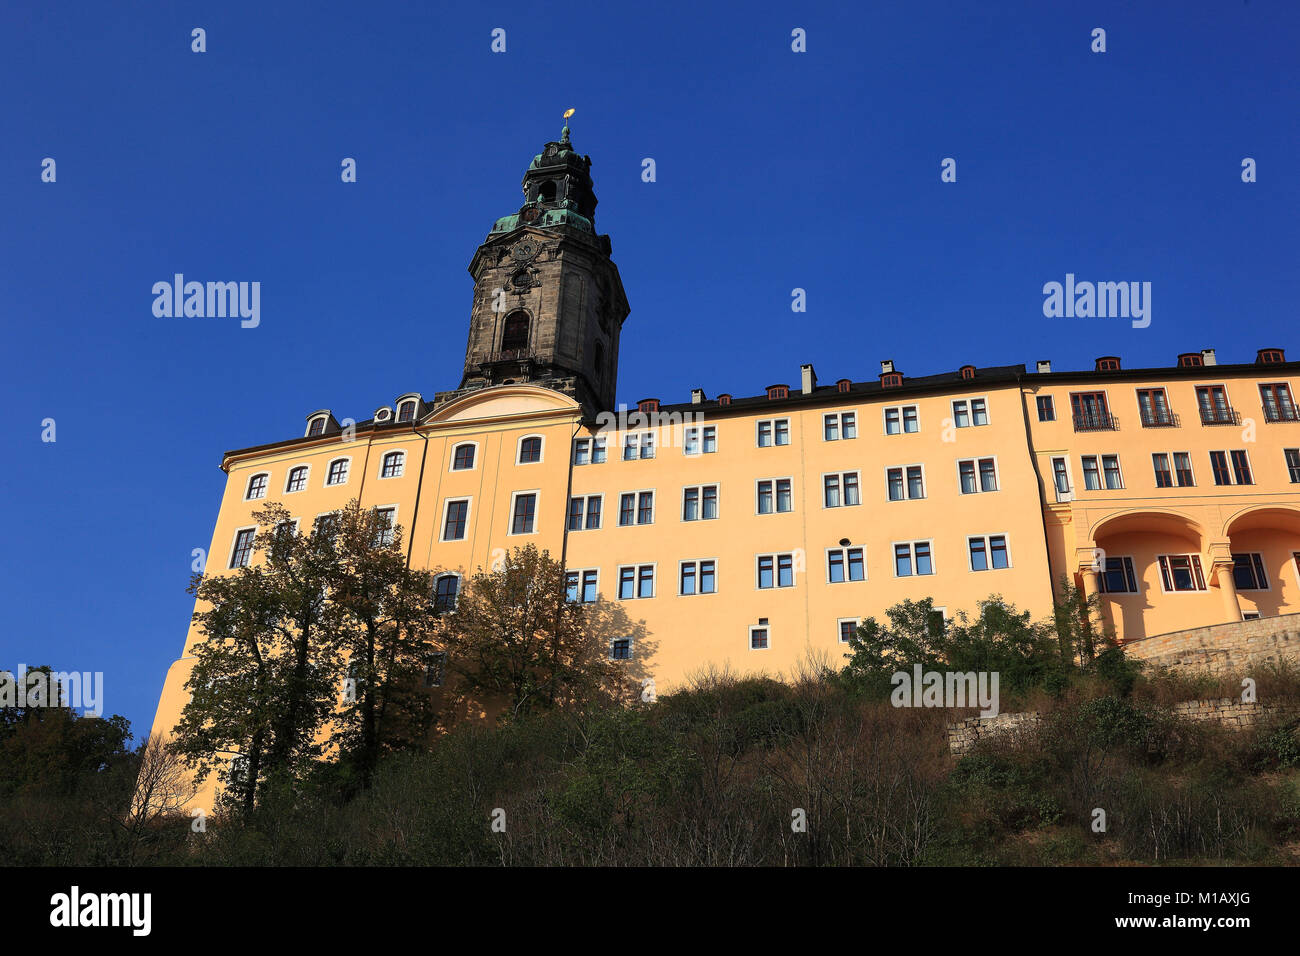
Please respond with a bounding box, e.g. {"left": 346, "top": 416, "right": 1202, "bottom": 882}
{"left": 880, "top": 359, "right": 895, "bottom": 375}
{"left": 800, "top": 363, "right": 817, "bottom": 395}
{"left": 1036, "top": 359, "right": 1052, "bottom": 373}
{"left": 1201, "top": 348, "right": 1217, "bottom": 366}
{"left": 691, "top": 388, "right": 706, "bottom": 404}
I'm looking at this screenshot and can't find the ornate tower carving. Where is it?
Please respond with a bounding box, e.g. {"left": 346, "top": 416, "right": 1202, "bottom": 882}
{"left": 454, "top": 124, "right": 630, "bottom": 414}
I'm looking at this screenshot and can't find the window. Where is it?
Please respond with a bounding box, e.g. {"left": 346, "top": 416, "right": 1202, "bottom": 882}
{"left": 229, "top": 529, "right": 255, "bottom": 569}
{"left": 424, "top": 653, "right": 446, "bottom": 688}
{"left": 443, "top": 499, "right": 469, "bottom": 541}
{"left": 838, "top": 619, "right": 860, "bottom": 644}
{"left": 433, "top": 575, "right": 459, "bottom": 613}
{"left": 1070, "top": 392, "right": 1111, "bottom": 431}
{"left": 756, "top": 553, "right": 796, "bottom": 589}
{"left": 326, "top": 458, "right": 350, "bottom": 486}
{"left": 823, "top": 472, "right": 860, "bottom": 508}
{"left": 1154, "top": 453, "right": 1195, "bottom": 488}
{"left": 958, "top": 458, "right": 997, "bottom": 494}
{"left": 245, "top": 473, "right": 268, "bottom": 500}
{"left": 1080, "top": 455, "right": 1122, "bottom": 490}
{"left": 511, "top": 493, "right": 537, "bottom": 534}
{"left": 1157, "top": 554, "right": 1206, "bottom": 592}
{"left": 1208, "top": 449, "right": 1257, "bottom": 485}
{"left": 373, "top": 508, "right": 396, "bottom": 547}
{"left": 1137, "top": 388, "right": 1174, "bottom": 427}
{"left": 680, "top": 560, "right": 717, "bottom": 595}
{"left": 618, "top": 491, "right": 654, "bottom": 526}
{"left": 518, "top": 436, "right": 543, "bottom": 464}
{"left": 1286, "top": 448, "right": 1300, "bottom": 483}
{"left": 610, "top": 638, "right": 633, "bottom": 661}
{"left": 313, "top": 512, "right": 340, "bottom": 541}
{"left": 617, "top": 565, "right": 655, "bottom": 599}
{"left": 568, "top": 495, "right": 602, "bottom": 531}
{"left": 622, "top": 432, "right": 655, "bottom": 460}
{"left": 827, "top": 547, "right": 865, "bottom": 583}
{"left": 884, "top": 405, "right": 919, "bottom": 434}
{"left": 894, "top": 541, "right": 934, "bottom": 577}
{"left": 968, "top": 535, "right": 1010, "bottom": 571}
{"left": 1196, "top": 385, "right": 1235, "bottom": 425}
{"left": 307, "top": 417, "right": 327, "bottom": 437}
{"left": 928, "top": 609, "right": 948, "bottom": 638}
{"left": 823, "top": 412, "right": 856, "bottom": 441}
{"left": 887, "top": 465, "right": 924, "bottom": 501}
{"left": 452, "top": 443, "right": 476, "bottom": 470}
{"left": 1173, "top": 452, "right": 1195, "bottom": 487}
{"left": 566, "top": 569, "right": 600, "bottom": 603}
{"left": 1099, "top": 556, "right": 1139, "bottom": 594}
{"left": 756, "top": 419, "right": 790, "bottom": 447}
{"left": 1232, "top": 553, "right": 1269, "bottom": 591}
{"left": 1261, "top": 383, "right": 1298, "bottom": 422}
{"left": 573, "top": 436, "right": 606, "bottom": 465}
{"left": 397, "top": 400, "right": 417, "bottom": 423}
{"left": 749, "top": 625, "right": 769, "bottom": 650}
{"left": 1036, "top": 395, "right": 1056, "bottom": 422}
{"left": 952, "top": 398, "right": 988, "bottom": 428}
{"left": 501, "top": 311, "right": 529, "bottom": 352}
{"left": 757, "top": 479, "right": 793, "bottom": 514}
{"left": 380, "top": 451, "right": 405, "bottom": 478}
{"left": 682, "top": 485, "right": 719, "bottom": 521}
{"left": 684, "top": 425, "right": 717, "bottom": 455}
{"left": 285, "top": 466, "right": 308, "bottom": 493}
{"left": 1230, "top": 450, "right": 1254, "bottom": 485}
{"left": 1152, "top": 453, "right": 1173, "bottom": 488}
{"left": 1210, "top": 451, "right": 1232, "bottom": 486}
{"left": 1051, "top": 456, "right": 1071, "bottom": 499}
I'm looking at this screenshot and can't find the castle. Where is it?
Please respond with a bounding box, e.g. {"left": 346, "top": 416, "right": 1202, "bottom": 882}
{"left": 148, "top": 127, "right": 1300, "bottom": 809}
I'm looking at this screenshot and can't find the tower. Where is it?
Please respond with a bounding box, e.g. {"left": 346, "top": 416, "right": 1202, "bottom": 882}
{"left": 453, "top": 123, "right": 630, "bottom": 415}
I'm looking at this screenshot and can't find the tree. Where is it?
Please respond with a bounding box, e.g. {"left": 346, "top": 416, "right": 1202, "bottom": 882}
{"left": 437, "top": 545, "right": 636, "bottom": 720}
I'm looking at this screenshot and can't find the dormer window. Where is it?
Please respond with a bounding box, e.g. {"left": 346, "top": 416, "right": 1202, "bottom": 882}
{"left": 836, "top": 379, "right": 851, "bottom": 393}
{"left": 717, "top": 394, "right": 732, "bottom": 406}
{"left": 1258, "top": 348, "right": 1285, "bottom": 365}
{"left": 766, "top": 384, "right": 789, "bottom": 400}
{"left": 880, "top": 373, "right": 902, "bottom": 388}
{"left": 397, "top": 401, "right": 416, "bottom": 423}
{"left": 960, "top": 365, "right": 976, "bottom": 380}
{"left": 307, "top": 417, "right": 327, "bottom": 437}
{"left": 637, "top": 398, "right": 660, "bottom": 414}
{"left": 1095, "top": 356, "right": 1121, "bottom": 372}
{"left": 1178, "top": 353, "right": 1203, "bottom": 368}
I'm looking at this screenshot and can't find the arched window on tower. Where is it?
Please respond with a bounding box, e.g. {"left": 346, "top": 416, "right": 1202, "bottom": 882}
{"left": 501, "top": 311, "right": 530, "bottom": 354}
{"left": 538, "top": 180, "right": 558, "bottom": 203}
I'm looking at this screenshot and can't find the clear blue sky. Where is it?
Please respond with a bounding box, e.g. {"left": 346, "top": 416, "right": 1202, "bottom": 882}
{"left": 3, "top": 0, "right": 1296, "bottom": 737}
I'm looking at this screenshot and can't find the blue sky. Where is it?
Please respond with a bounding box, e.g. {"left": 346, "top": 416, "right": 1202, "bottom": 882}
{"left": 3, "top": 0, "right": 1297, "bottom": 737}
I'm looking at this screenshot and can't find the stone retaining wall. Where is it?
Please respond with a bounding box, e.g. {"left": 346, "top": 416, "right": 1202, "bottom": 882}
{"left": 1122, "top": 614, "right": 1300, "bottom": 674}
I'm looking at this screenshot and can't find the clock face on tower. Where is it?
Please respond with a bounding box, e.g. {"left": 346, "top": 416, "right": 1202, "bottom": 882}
{"left": 511, "top": 239, "right": 538, "bottom": 262}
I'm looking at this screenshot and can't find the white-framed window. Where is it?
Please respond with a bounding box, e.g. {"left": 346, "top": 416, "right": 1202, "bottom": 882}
{"left": 396, "top": 399, "right": 418, "bottom": 423}
{"left": 284, "top": 465, "right": 310, "bottom": 493}
{"left": 884, "top": 405, "right": 919, "bottom": 435}
{"left": 1285, "top": 448, "right": 1300, "bottom": 483}
{"left": 952, "top": 397, "right": 989, "bottom": 428}
{"left": 442, "top": 498, "right": 471, "bottom": 541}
{"left": 968, "top": 534, "right": 1010, "bottom": 571}
{"left": 610, "top": 636, "right": 634, "bottom": 660}
{"left": 451, "top": 442, "right": 477, "bottom": 471}
{"left": 886, "top": 464, "right": 925, "bottom": 501}
{"left": 566, "top": 568, "right": 600, "bottom": 603}
{"left": 574, "top": 436, "right": 607, "bottom": 465}
{"left": 618, "top": 490, "right": 654, "bottom": 526}
{"left": 312, "top": 511, "right": 341, "bottom": 541}
{"left": 823, "top": 472, "right": 861, "bottom": 508}
{"left": 1232, "top": 553, "right": 1270, "bottom": 591}
{"left": 1209, "top": 450, "right": 1254, "bottom": 486}
{"left": 756, "top": 418, "right": 790, "bottom": 447}
{"left": 756, "top": 553, "right": 796, "bottom": 589}
{"left": 326, "top": 457, "right": 350, "bottom": 486}
{"left": 374, "top": 506, "right": 397, "bottom": 547}
{"left": 824, "top": 411, "right": 857, "bottom": 441}
{"left": 837, "top": 617, "right": 861, "bottom": 643}
{"left": 1156, "top": 554, "right": 1207, "bottom": 593}
{"left": 893, "top": 541, "right": 934, "bottom": 577}
{"left": 517, "top": 435, "right": 544, "bottom": 464}
{"left": 229, "top": 527, "right": 256, "bottom": 568}
{"left": 1036, "top": 395, "right": 1056, "bottom": 422}
{"left": 380, "top": 450, "right": 406, "bottom": 479}
{"left": 244, "top": 472, "right": 269, "bottom": 501}
{"left": 1098, "top": 556, "right": 1139, "bottom": 594}
{"left": 1152, "top": 452, "right": 1196, "bottom": 488}
{"left": 1050, "top": 455, "right": 1073, "bottom": 501}
{"left": 568, "top": 494, "right": 603, "bottom": 531}
{"left": 826, "top": 546, "right": 866, "bottom": 583}
{"left": 928, "top": 607, "right": 949, "bottom": 637}
{"left": 616, "top": 564, "right": 655, "bottom": 599}
{"left": 757, "top": 478, "right": 793, "bottom": 514}
{"left": 1081, "top": 454, "right": 1123, "bottom": 490}
{"left": 679, "top": 559, "right": 717, "bottom": 595}
{"left": 433, "top": 574, "right": 460, "bottom": 614}
{"left": 306, "top": 414, "right": 329, "bottom": 437}
{"left": 509, "top": 491, "right": 539, "bottom": 535}
{"left": 682, "top": 485, "right": 719, "bottom": 521}
{"left": 957, "top": 457, "right": 998, "bottom": 494}
{"left": 622, "top": 432, "right": 655, "bottom": 460}
{"left": 749, "top": 623, "right": 770, "bottom": 650}
{"left": 683, "top": 425, "right": 717, "bottom": 455}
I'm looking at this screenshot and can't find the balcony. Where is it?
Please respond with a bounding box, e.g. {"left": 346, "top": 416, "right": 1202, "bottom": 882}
{"left": 1199, "top": 407, "right": 1240, "bottom": 426}
{"left": 1073, "top": 412, "right": 1119, "bottom": 432}
{"left": 1139, "top": 411, "right": 1180, "bottom": 428}
{"left": 1263, "top": 405, "right": 1300, "bottom": 423}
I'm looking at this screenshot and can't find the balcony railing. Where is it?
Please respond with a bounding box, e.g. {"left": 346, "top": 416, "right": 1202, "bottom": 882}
{"left": 1263, "top": 405, "right": 1300, "bottom": 423}
{"left": 1199, "top": 407, "right": 1240, "bottom": 426}
{"left": 1073, "top": 412, "right": 1119, "bottom": 432}
{"left": 1139, "top": 411, "right": 1180, "bottom": 428}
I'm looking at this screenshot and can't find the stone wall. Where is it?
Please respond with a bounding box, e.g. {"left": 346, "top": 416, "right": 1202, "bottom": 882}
{"left": 1168, "top": 698, "right": 1299, "bottom": 728}
{"left": 1121, "top": 613, "right": 1300, "bottom": 674}
{"left": 947, "top": 712, "right": 1041, "bottom": 755}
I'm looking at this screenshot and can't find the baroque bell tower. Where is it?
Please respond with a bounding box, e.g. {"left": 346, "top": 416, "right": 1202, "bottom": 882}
{"left": 451, "top": 121, "right": 630, "bottom": 415}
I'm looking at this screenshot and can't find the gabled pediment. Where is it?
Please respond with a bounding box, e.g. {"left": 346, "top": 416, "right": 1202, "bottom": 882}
{"left": 428, "top": 384, "right": 580, "bottom": 424}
